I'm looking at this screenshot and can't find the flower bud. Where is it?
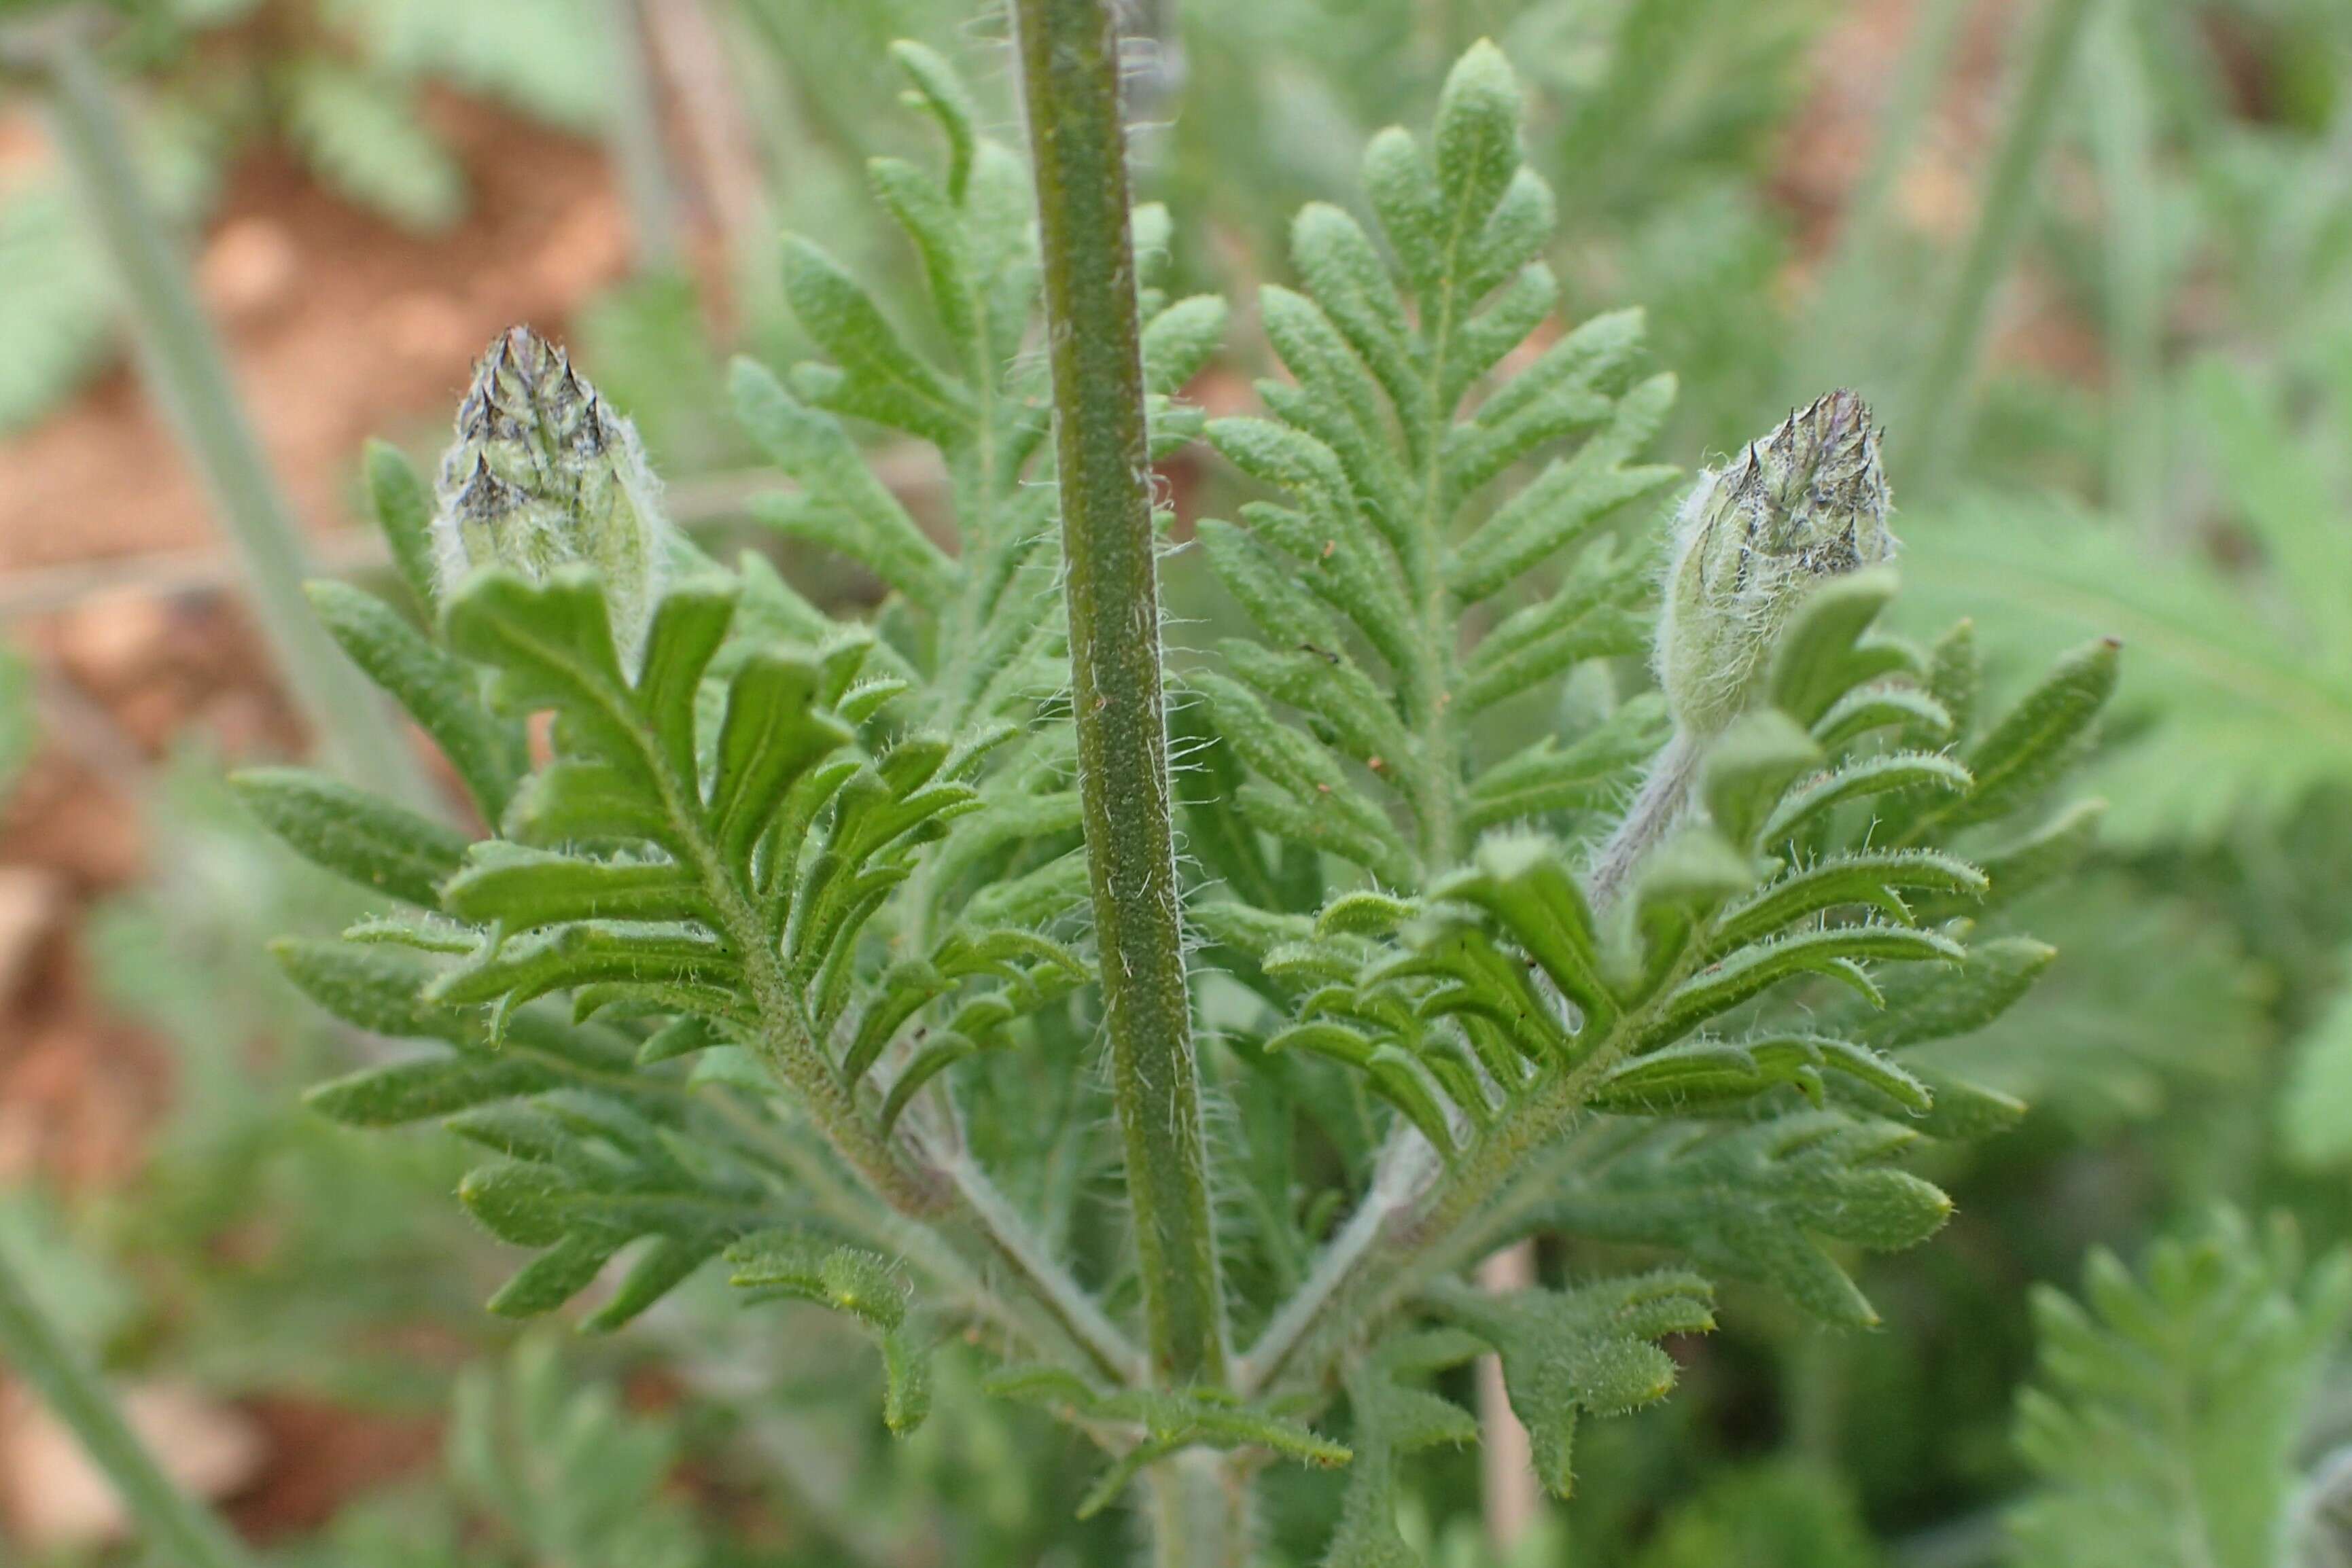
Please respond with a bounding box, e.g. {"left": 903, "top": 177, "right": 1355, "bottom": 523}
{"left": 432, "top": 326, "right": 669, "bottom": 666}
{"left": 1654, "top": 389, "right": 1895, "bottom": 736}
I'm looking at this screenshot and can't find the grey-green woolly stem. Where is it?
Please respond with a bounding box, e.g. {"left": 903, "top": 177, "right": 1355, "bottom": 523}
{"left": 26, "top": 26, "right": 434, "bottom": 811}
{"left": 938, "top": 1152, "right": 1145, "bottom": 1384}
{"left": 1583, "top": 728, "right": 1704, "bottom": 913}
{"left": 1142, "top": 1449, "right": 1257, "bottom": 1568}
{"left": 0, "top": 1239, "right": 258, "bottom": 1568}
{"left": 601, "top": 0, "right": 683, "bottom": 270}
{"left": 1897, "top": 0, "right": 2096, "bottom": 495}
{"left": 1242, "top": 723, "right": 1706, "bottom": 1398}
{"left": 1011, "top": 0, "right": 1229, "bottom": 1391}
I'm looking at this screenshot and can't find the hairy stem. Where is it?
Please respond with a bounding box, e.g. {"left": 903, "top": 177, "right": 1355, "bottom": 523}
{"left": 1012, "top": 0, "right": 1228, "bottom": 1389}
{"left": 1583, "top": 728, "right": 1703, "bottom": 911}
{"left": 1898, "top": 0, "right": 2096, "bottom": 495}
{"left": 21, "top": 24, "right": 434, "bottom": 810}
{"left": 0, "top": 1239, "right": 258, "bottom": 1568}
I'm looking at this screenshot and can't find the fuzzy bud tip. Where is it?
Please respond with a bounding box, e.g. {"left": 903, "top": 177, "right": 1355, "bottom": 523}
{"left": 431, "top": 325, "right": 669, "bottom": 664}
{"left": 1655, "top": 389, "right": 1895, "bottom": 736}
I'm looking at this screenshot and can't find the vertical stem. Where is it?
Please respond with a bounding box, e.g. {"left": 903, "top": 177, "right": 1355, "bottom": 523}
{"left": 1897, "top": 0, "right": 2096, "bottom": 496}
{"left": 603, "top": 0, "right": 684, "bottom": 272}
{"left": 1782, "top": 0, "right": 1971, "bottom": 406}
{"left": 27, "top": 26, "right": 434, "bottom": 810}
{"left": 1143, "top": 1449, "right": 1256, "bottom": 1568}
{"left": 1011, "top": 0, "right": 1228, "bottom": 1390}
{"left": 0, "top": 1239, "right": 258, "bottom": 1568}
{"left": 2086, "top": 0, "right": 2164, "bottom": 535}
{"left": 1475, "top": 1244, "right": 1541, "bottom": 1550}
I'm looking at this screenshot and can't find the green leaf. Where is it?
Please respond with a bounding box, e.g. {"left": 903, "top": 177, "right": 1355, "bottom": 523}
{"left": 307, "top": 1052, "right": 566, "bottom": 1128}
{"left": 726, "top": 1230, "right": 909, "bottom": 1332}
{"left": 442, "top": 844, "right": 710, "bottom": 929}
{"left": 1445, "top": 379, "right": 1679, "bottom": 602}
{"left": 363, "top": 438, "right": 444, "bottom": 618}
{"left": 1465, "top": 696, "right": 1669, "bottom": 832}
{"left": 1760, "top": 751, "right": 1973, "bottom": 844}
{"left": 453, "top": 1099, "right": 772, "bottom": 1327}
{"left": 1699, "top": 710, "right": 1822, "bottom": 849}
{"left": 279, "top": 59, "right": 464, "bottom": 230}
{"left": 984, "top": 1367, "right": 1349, "bottom": 1518}
{"left": 1646, "top": 924, "right": 1962, "bottom": 1045}
{"left": 1319, "top": 1334, "right": 1484, "bottom": 1568}
{"left": 1142, "top": 294, "right": 1228, "bottom": 395}
{"left": 1938, "top": 638, "right": 2120, "bottom": 831}
{"left": 1712, "top": 850, "right": 1985, "bottom": 952}
{"left": 2012, "top": 1209, "right": 2352, "bottom": 1568}
{"left": 271, "top": 937, "right": 463, "bottom": 1041}
{"left": 307, "top": 579, "right": 525, "bottom": 820}
{"left": 1432, "top": 1270, "right": 1715, "bottom": 1497}
{"left": 233, "top": 768, "right": 471, "bottom": 907}
{"left": 779, "top": 236, "right": 973, "bottom": 446}
{"left": 1429, "top": 834, "right": 1614, "bottom": 1031}
{"left": 888, "top": 39, "right": 977, "bottom": 204}
{"left": 1838, "top": 936, "right": 2056, "bottom": 1050}
{"left": 1764, "top": 566, "right": 1912, "bottom": 727}
{"left": 1542, "top": 1113, "right": 1952, "bottom": 1327}
{"left": 1592, "top": 1033, "right": 1928, "bottom": 1116}
{"left": 732, "top": 358, "right": 957, "bottom": 603}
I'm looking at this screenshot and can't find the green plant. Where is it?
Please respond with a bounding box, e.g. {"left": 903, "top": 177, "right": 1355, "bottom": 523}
{"left": 2010, "top": 1208, "right": 2352, "bottom": 1568}
{"left": 203, "top": 27, "right": 2110, "bottom": 1567}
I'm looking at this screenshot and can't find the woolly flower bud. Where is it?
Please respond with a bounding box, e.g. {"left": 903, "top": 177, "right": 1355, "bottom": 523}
{"left": 432, "top": 326, "right": 669, "bottom": 665}
{"left": 1654, "top": 389, "right": 1895, "bottom": 736}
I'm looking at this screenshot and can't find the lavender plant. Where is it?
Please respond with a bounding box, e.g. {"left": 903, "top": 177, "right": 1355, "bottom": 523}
{"left": 227, "top": 20, "right": 2113, "bottom": 1565}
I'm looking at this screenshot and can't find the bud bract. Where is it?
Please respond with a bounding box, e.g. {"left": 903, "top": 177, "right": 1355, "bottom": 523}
{"left": 1655, "top": 389, "right": 1895, "bottom": 736}
{"left": 432, "top": 327, "right": 669, "bottom": 666}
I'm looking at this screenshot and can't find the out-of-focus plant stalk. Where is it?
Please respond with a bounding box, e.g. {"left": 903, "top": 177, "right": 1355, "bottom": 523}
{"left": 601, "top": 0, "right": 684, "bottom": 270}
{"left": 1782, "top": 0, "right": 1970, "bottom": 406}
{"left": 2087, "top": 0, "right": 2165, "bottom": 534}
{"left": 8, "top": 16, "right": 434, "bottom": 809}
{"left": 1898, "top": 0, "right": 2096, "bottom": 495}
{"left": 0, "top": 1238, "right": 258, "bottom": 1568}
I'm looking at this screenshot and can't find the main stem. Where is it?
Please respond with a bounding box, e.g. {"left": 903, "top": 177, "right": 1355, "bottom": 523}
{"left": 1011, "top": 0, "right": 1228, "bottom": 1391}
{"left": 0, "top": 1239, "right": 258, "bottom": 1568}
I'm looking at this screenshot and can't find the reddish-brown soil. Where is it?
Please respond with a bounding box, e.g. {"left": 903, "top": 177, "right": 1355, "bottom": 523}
{"left": 0, "top": 95, "right": 629, "bottom": 572}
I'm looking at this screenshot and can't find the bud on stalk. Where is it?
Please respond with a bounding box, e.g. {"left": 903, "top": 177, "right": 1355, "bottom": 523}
{"left": 432, "top": 327, "right": 669, "bottom": 666}
{"left": 1589, "top": 391, "right": 1895, "bottom": 908}
{"left": 1655, "top": 389, "right": 1895, "bottom": 738}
